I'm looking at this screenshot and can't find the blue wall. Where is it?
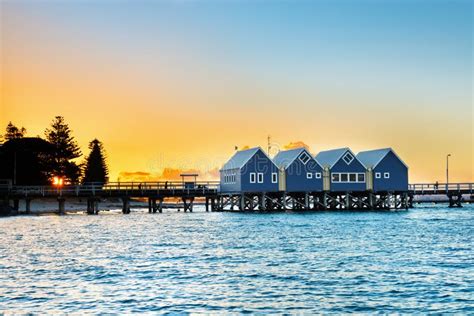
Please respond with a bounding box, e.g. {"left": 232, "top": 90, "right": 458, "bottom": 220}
{"left": 241, "top": 150, "right": 279, "bottom": 192}
{"left": 220, "top": 169, "right": 241, "bottom": 193}
{"left": 330, "top": 155, "right": 367, "bottom": 192}
{"left": 373, "top": 151, "right": 408, "bottom": 192}
{"left": 285, "top": 159, "right": 323, "bottom": 192}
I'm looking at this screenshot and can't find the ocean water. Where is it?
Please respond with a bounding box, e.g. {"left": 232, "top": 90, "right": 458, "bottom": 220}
{"left": 1, "top": 205, "right": 473, "bottom": 313}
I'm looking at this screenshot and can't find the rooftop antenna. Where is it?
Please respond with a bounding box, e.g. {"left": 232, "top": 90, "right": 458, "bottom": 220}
{"left": 267, "top": 135, "right": 271, "bottom": 156}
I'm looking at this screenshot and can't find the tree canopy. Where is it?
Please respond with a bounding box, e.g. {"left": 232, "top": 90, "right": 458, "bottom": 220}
{"left": 44, "top": 116, "right": 82, "bottom": 184}
{"left": 2, "top": 122, "right": 27, "bottom": 141}
{"left": 82, "top": 139, "right": 109, "bottom": 184}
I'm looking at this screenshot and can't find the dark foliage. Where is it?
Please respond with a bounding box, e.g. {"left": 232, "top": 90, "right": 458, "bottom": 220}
{"left": 0, "top": 138, "right": 54, "bottom": 185}
{"left": 2, "top": 122, "right": 27, "bottom": 142}
{"left": 82, "top": 139, "right": 109, "bottom": 184}
{"left": 44, "top": 116, "right": 82, "bottom": 184}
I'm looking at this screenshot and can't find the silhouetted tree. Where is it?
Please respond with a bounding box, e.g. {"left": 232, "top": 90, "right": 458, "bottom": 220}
{"left": 3, "top": 122, "right": 26, "bottom": 141}
{"left": 0, "top": 137, "right": 54, "bottom": 185}
{"left": 82, "top": 139, "right": 109, "bottom": 184}
{"left": 44, "top": 116, "right": 82, "bottom": 184}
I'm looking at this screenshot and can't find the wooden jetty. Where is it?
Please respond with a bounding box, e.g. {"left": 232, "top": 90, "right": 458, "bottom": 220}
{"left": 408, "top": 183, "right": 474, "bottom": 208}
{"left": 0, "top": 181, "right": 219, "bottom": 215}
{"left": 1, "top": 180, "right": 472, "bottom": 215}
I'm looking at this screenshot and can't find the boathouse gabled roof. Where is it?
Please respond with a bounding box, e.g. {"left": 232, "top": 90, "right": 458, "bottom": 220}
{"left": 273, "top": 148, "right": 305, "bottom": 169}
{"left": 315, "top": 147, "right": 352, "bottom": 168}
{"left": 221, "top": 147, "right": 266, "bottom": 171}
{"left": 357, "top": 148, "right": 408, "bottom": 169}
{"left": 273, "top": 147, "right": 322, "bottom": 170}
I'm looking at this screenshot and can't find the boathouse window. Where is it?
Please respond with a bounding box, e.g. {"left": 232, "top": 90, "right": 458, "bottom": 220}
{"left": 384, "top": 172, "right": 390, "bottom": 179}
{"left": 299, "top": 152, "right": 311, "bottom": 165}
{"left": 257, "top": 173, "right": 264, "bottom": 183}
{"left": 315, "top": 172, "right": 321, "bottom": 179}
{"left": 375, "top": 172, "right": 381, "bottom": 179}
{"left": 271, "top": 173, "right": 278, "bottom": 183}
{"left": 342, "top": 152, "right": 354, "bottom": 165}
{"left": 307, "top": 172, "right": 313, "bottom": 179}
{"left": 331, "top": 173, "right": 366, "bottom": 183}
{"left": 250, "top": 173, "right": 256, "bottom": 183}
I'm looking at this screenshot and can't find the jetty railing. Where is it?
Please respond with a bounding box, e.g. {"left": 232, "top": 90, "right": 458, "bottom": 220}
{"left": 2, "top": 181, "right": 220, "bottom": 198}
{"left": 408, "top": 183, "right": 473, "bottom": 195}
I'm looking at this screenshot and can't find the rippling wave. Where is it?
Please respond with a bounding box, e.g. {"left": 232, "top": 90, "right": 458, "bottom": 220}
{"left": 1, "top": 205, "right": 473, "bottom": 313}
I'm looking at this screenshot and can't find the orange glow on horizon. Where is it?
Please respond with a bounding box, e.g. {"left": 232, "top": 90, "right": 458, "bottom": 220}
{"left": 1, "top": 2, "right": 472, "bottom": 184}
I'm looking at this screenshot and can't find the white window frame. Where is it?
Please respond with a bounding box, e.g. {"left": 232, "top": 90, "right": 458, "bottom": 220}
{"left": 250, "top": 173, "right": 256, "bottom": 183}
{"left": 307, "top": 172, "right": 313, "bottom": 179}
{"left": 340, "top": 173, "right": 349, "bottom": 182}
{"left": 298, "top": 152, "right": 311, "bottom": 165}
{"left": 315, "top": 172, "right": 321, "bottom": 179}
{"left": 357, "top": 173, "right": 365, "bottom": 183}
{"left": 332, "top": 173, "right": 340, "bottom": 183}
{"left": 375, "top": 172, "right": 381, "bottom": 179}
{"left": 349, "top": 173, "right": 357, "bottom": 182}
{"left": 257, "top": 173, "right": 264, "bottom": 183}
{"left": 271, "top": 173, "right": 278, "bottom": 183}
{"left": 342, "top": 152, "right": 354, "bottom": 165}
{"left": 384, "top": 172, "right": 390, "bottom": 179}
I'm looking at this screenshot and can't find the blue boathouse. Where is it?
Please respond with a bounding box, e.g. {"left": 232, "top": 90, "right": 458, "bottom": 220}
{"left": 220, "top": 147, "right": 279, "bottom": 193}
{"left": 357, "top": 148, "right": 408, "bottom": 192}
{"left": 273, "top": 147, "right": 323, "bottom": 192}
{"left": 315, "top": 147, "right": 367, "bottom": 192}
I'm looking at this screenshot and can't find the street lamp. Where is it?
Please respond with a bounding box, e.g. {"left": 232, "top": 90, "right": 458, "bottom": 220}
{"left": 446, "top": 154, "right": 451, "bottom": 188}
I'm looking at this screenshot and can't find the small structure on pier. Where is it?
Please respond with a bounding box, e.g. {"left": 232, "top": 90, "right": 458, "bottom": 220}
{"left": 315, "top": 148, "right": 367, "bottom": 192}
{"left": 180, "top": 173, "right": 198, "bottom": 189}
{"left": 220, "top": 147, "right": 279, "bottom": 193}
{"left": 273, "top": 147, "right": 323, "bottom": 192}
{"left": 357, "top": 148, "right": 408, "bottom": 192}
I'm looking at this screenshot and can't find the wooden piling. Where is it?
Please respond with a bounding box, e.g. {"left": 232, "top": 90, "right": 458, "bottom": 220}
{"left": 25, "top": 199, "right": 31, "bottom": 214}
{"left": 58, "top": 197, "right": 65, "bottom": 215}
{"left": 122, "top": 198, "right": 131, "bottom": 214}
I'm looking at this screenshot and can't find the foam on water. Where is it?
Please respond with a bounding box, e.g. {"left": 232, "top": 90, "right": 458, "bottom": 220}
{"left": 1, "top": 205, "right": 473, "bottom": 313}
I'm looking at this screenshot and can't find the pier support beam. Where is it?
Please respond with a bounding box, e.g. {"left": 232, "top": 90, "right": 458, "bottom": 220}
{"left": 182, "top": 197, "right": 194, "bottom": 212}
{"left": 148, "top": 198, "right": 153, "bottom": 213}
{"left": 157, "top": 198, "right": 163, "bottom": 213}
{"left": 25, "top": 199, "right": 31, "bottom": 214}
{"left": 448, "top": 193, "right": 463, "bottom": 208}
{"left": 122, "top": 198, "right": 131, "bottom": 214}
{"left": 87, "top": 197, "right": 99, "bottom": 215}
{"left": 58, "top": 197, "right": 65, "bottom": 215}
{"left": 13, "top": 199, "right": 19, "bottom": 212}
{"left": 259, "top": 193, "right": 266, "bottom": 211}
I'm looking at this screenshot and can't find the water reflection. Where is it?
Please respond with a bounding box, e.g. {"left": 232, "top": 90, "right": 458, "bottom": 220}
{"left": 1, "top": 205, "right": 473, "bottom": 313}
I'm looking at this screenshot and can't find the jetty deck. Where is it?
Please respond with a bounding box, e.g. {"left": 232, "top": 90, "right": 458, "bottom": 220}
{"left": 1, "top": 181, "right": 473, "bottom": 215}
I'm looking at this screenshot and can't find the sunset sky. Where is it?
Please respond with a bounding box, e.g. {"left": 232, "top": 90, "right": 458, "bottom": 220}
{"left": 1, "top": 0, "right": 472, "bottom": 183}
